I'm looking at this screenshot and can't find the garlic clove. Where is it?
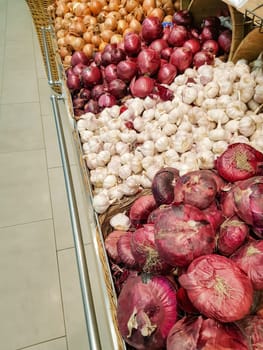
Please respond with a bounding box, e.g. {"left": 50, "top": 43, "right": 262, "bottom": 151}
{"left": 110, "top": 213, "right": 131, "bottom": 231}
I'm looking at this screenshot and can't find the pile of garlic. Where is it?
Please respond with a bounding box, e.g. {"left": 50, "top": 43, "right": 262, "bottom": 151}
{"left": 77, "top": 56, "right": 263, "bottom": 214}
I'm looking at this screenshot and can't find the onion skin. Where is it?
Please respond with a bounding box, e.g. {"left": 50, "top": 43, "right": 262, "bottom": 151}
{"left": 157, "top": 63, "right": 177, "bottom": 84}
{"left": 154, "top": 204, "right": 215, "bottom": 267}
{"left": 105, "top": 230, "right": 127, "bottom": 263}
{"left": 151, "top": 167, "right": 179, "bottom": 205}
{"left": 129, "top": 76, "right": 155, "bottom": 98}
{"left": 231, "top": 240, "right": 263, "bottom": 290}
{"left": 215, "top": 143, "right": 263, "bottom": 182}
{"left": 141, "top": 16, "right": 163, "bottom": 44}
{"left": 218, "top": 216, "right": 249, "bottom": 256}
{"left": 179, "top": 254, "right": 254, "bottom": 322}
{"left": 117, "top": 232, "right": 138, "bottom": 268}
{"left": 237, "top": 315, "right": 263, "bottom": 350}
{"left": 137, "top": 48, "right": 161, "bottom": 76}
{"left": 117, "top": 274, "right": 178, "bottom": 350}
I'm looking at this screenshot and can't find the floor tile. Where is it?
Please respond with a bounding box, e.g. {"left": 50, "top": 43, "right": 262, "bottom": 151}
{"left": 33, "top": 32, "right": 48, "bottom": 80}
{"left": 1, "top": 68, "right": 39, "bottom": 104}
{"left": 20, "top": 337, "right": 67, "bottom": 350}
{"left": 58, "top": 248, "right": 90, "bottom": 350}
{"left": 48, "top": 165, "right": 91, "bottom": 250}
{"left": 4, "top": 39, "right": 35, "bottom": 72}
{"left": 0, "top": 102, "right": 44, "bottom": 153}
{"left": 38, "top": 78, "right": 54, "bottom": 116}
{"left": 0, "top": 220, "right": 65, "bottom": 350}
{"left": 6, "top": 0, "right": 33, "bottom": 42}
{"left": 0, "top": 1, "right": 6, "bottom": 47}
{"left": 0, "top": 149, "right": 52, "bottom": 227}
{"left": 0, "top": 45, "right": 4, "bottom": 98}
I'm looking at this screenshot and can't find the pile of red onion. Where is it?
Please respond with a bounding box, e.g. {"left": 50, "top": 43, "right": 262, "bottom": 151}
{"left": 66, "top": 11, "right": 233, "bottom": 117}
{"left": 104, "top": 143, "right": 263, "bottom": 350}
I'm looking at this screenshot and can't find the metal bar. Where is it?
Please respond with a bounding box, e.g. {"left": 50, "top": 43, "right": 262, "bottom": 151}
{"left": 50, "top": 94, "right": 101, "bottom": 350}
{"left": 41, "top": 26, "right": 61, "bottom": 87}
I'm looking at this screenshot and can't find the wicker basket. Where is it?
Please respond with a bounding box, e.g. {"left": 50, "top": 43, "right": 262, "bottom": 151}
{"left": 186, "top": 0, "right": 249, "bottom": 60}
{"left": 25, "top": 0, "right": 62, "bottom": 94}
{"left": 231, "top": 26, "right": 263, "bottom": 62}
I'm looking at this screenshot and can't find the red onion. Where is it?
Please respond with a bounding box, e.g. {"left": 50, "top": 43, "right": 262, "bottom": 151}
{"left": 218, "top": 215, "right": 249, "bottom": 256}
{"left": 154, "top": 204, "right": 215, "bottom": 267}
{"left": 170, "top": 47, "right": 193, "bottom": 72}
{"left": 101, "top": 45, "right": 126, "bottom": 66}
{"left": 81, "top": 66, "right": 102, "bottom": 87}
{"left": 72, "top": 62, "right": 87, "bottom": 76}
{"left": 173, "top": 170, "right": 218, "bottom": 210}
{"left": 220, "top": 184, "right": 237, "bottom": 218}
{"left": 129, "top": 76, "right": 155, "bottom": 98}
{"left": 67, "top": 73, "right": 81, "bottom": 91}
{"left": 79, "top": 88, "right": 91, "bottom": 100}
{"left": 131, "top": 224, "right": 171, "bottom": 274}
{"left": 193, "top": 50, "right": 214, "bottom": 68}
{"left": 200, "top": 25, "right": 219, "bottom": 41}
{"left": 116, "top": 60, "right": 137, "bottom": 82}
{"left": 117, "top": 232, "right": 137, "bottom": 268}
{"left": 93, "top": 51, "right": 102, "bottom": 66}
{"left": 154, "top": 84, "right": 174, "bottom": 101}
{"left": 149, "top": 38, "right": 168, "bottom": 54}
{"left": 215, "top": 143, "right": 263, "bottom": 182}
{"left": 117, "top": 274, "right": 178, "bottom": 350}
{"left": 73, "top": 108, "right": 85, "bottom": 117}
{"left": 167, "top": 25, "right": 188, "bottom": 47}
{"left": 98, "top": 93, "right": 116, "bottom": 108}
{"left": 231, "top": 240, "right": 263, "bottom": 290}
{"left": 167, "top": 316, "right": 249, "bottom": 350}
{"left": 202, "top": 39, "right": 219, "bottom": 55}
{"left": 72, "top": 96, "right": 86, "bottom": 109}
{"left": 137, "top": 48, "right": 160, "bottom": 76}
{"left": 202, "top": 16, "right": 221, "bottom": 28}
{"left": 161, "top": 47, "right": 173, "bottom": 60}
{"left": 147, "top": 206, "right": 171, "bottom": 225}
{"left": 84, "top": 99, "right": 100, "bottom": 114}
{"left": 237, "top": 315, "right": 263, "bottom": 350}
{"left": 91, "top": 84, "right": 107, "bottom": 100}
{"left": 108, "top": 79, "right": 127, "bottom": 99}
{"left": 129, "top": 194, "right": 157, "bottom": 228}
{"left": 183, "top": 38, "right": 201, "bottom": 54}
{"left": 189, "top": 27, "right": 200, "bottom": 40}
{"left": 111, "top": 264, "right": 134, "bottom": 296}
{"left": 162, "top": 26, "right": 172, "bottom": 41}
{"left": 172, "top": 9, "right": 193, "bottom": 26}
{"left": 71, "top": 50, "right": 90, "bottom": 66}
{"left": 104, "top": 64, "right": 118, "bottom": 82}
{"left": 141, "top": 16, "right": 163, "bottom": 43}
{"left": 179, "top": 254, "right": 254, "bottom": 322}
{"left": 151, "top": 167, "right": 179, "bottom": 205}
{"left": 124, "top": 32, "right": 141, "bottom": 56}
{"left": 218, "top": 29, "right": 232, "bottom": 53}
{"left": 105, "top": 230, "right": 127, "bottom": 263}
{"left": 157, "top": 63, "right": 177, "bottom": 84}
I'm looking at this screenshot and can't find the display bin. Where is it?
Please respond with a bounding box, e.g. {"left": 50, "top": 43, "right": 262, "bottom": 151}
{"left": 25, "top": 1, "right": 263, "bottom": 349}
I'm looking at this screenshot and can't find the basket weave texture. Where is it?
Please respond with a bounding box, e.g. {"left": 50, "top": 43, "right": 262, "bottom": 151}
{"left": 25, "top": 0, "right": 62, "bottom": 94}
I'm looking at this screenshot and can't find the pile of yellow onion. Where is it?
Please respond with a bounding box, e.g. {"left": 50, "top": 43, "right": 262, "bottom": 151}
{"left": 49, "top": 0, "right": 180, "bottom": 66}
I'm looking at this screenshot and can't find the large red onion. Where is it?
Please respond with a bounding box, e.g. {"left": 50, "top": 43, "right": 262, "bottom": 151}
{"left": 137, "top": 48, "right": 161, "bottom": 76}
{"left": 179, "top": 254, "right": 254, "bottom": 322}
{"left": 104, "top": 64, "right": 118, "bottom": 82}
{"left": 98, "top": 93, "right": 116, "bottom": 108}
{"left": 151, "top": 167, "right": 179, "bottom": 205}
{"left": 129, "top": 194, "right": 157, "bottom": 228}
{"left": 131, "top": 224, "right": 171, "bottom": 274}
{"left": 101, "top": 44, "right": 126, "bottom": 66}
{"left": 173, "top": 170, "right": 218, "bottom": 210}
{"left": 169, "top": 47, "right": 193, "bottom": 72}
{"left": 157, "top": 63, "right": 177, "bottom": 84}
{"left": 202, "top": 201, "right": 224, "bottom": 231}
{"left": 202, "top": 39, "right": 219, "bottom": 55}
{"left": 167, "top": 25, "right": 188, "bottom": 47}
{"left": 124, "top": 32, "right": 141, "bottom": 56}
{"left": 108, "top": 79, "right": 127, "bottom": 99}
{"left": 231, "top": 240, "right": 263, "bottom": 290}
{"left": 154, "top": 204, "right": 215, "bottom": 267}
{"left": 149, "top": 38, "right": 168, "bottom": 54}
{"left": 215, "top": 143, "right": 263, "bottom": 182}
{"left": 141, "top": 16, "right": 163, "bottom": 43}
{"left": 117, "top": 60, "right": 137, "bottom": 82}
{"left": 129, "top": 76, "right": 155, "bottom": 98}
{"left": 117, "top": 274, "right": 178, "bottom": 350}
{"left": 183, "top": 38, "right": 201, "bottom": 54}
{"left": 72, "top": 62, "right": 88, "bottom": 76}
{"left": 67, "top": 73, "right": 81, "bottom": 91}
{"left": 91, "top": 84, "right": 107, "bottom": 100}
{"left": 84, "top": 99, "right": 100, "bottom": 114}
{"left": 218, "top": 29, "right": 232, "bottom": 53}
{"left": 117, "top": 232, "right": 137, "bottom": 269}
{"left": 193, "top": 50, "right": 214, "bottom": 68}
{"left": 167, "top": 316, "right": 249, "bottom": 350}
{"left": 176, "top": 288, "right": 199, "bottom": 314}
{"left": 218, "top": 215, "right": 249, "bottom": 256}
{"left": 202, "top": 16, "right": 221, "bottom": 28}
{"left": 200, "top": 25, "right": 219, "bottom": 41}
{"left": 161, "top": 47, "right": 173, "bottom": 60}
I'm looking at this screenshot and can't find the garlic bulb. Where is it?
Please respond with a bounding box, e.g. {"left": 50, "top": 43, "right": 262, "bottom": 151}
{"left": 107, "top": 156, "right": 121, "bottom": 175}
{"left": 133, "top": 117, "right": 145, "bottom": 132}
{"left": 209, "top": 122, "right": 227, "bottom": 141}
{"left": 120, "top": 129, "right": 137, "bottom": 143}
{"left": 103, "top": 174, "right": 117, "bottom": 189}
{"left": 254, "top": 84, "right": 263, "bottom": 104}
{"left": 79, "top": 130, "right": 94, "bottom": 142}
{"left": 119, "top": 164, "right": 132, "bottom": 180}
{"left": 103, "top": 142, "right": 116, "bottom": 155}
{"left": 202, "top": 98, "right": 216, "bottom": 110}
{"left": 120, "top": 152, "right": 134, "bottom": 165}
{"left": 224, "top": 119, "right": 239, "bottom": 133}
{"left": 93, "top": 192, "right": 111, "bottom": 214}
{"left": 207, "top": 109, "right": 229, "bottom": 124}
{"left": 216, "top": 95, "right": 233, "bottom": 109}
{"left": 96, "top": 150, "right": 111, "bottom": 166}
{"left": 172, "top": 132, "right": 193, "bottom": 153}
{"left": 90, "top": 167, "right": 108, "bottom": 187}
{"left": 128, "top": 97, "right": 145, "bottom": 116}
{"left": 182, "top": 85, "right": 198, "bottom": 104}
{"left": 195, "top": 137, "right": 213, "bottom": 152}
{"left": 146, "top": 165, "right": 160, "bottom": 181}
{"left": 197, "top": 150, "right": 215, "bottom": 169}
{"left": 226, "top": 101, "right": 247, "bottom": 120}
{"left": 238, "top": 116, "right": 256, "bottom": 137}
{"left": 162, "top": 123, "right": 177, "bottom": 136}
{"left": 218, "top": 80, "right": 233, "bottom": 96}
{"left": 143, "top": 96, "right": 156, "bottom": 109}
{"left": 108, "top": 185, "right": 124, "bottom": 201}
{"left": 138, "top": 174, "right": 152, "bottom": 188}
{"left": 130, "top": 156, "right": 143, "bottom": 174}
{"left": 84, "top": 153, "right": 98, "bottom": 170}
{"left": 141, "top": 156, "right": 154, "bottom": 170}
{"left": 155, "top": 136, "right": 170, "bottom": 152}
{"left": 197, "top": 64, "right": 214, "bottom": 85}
{"left": 192, "top": 126, "right": 208, "bottom": 141}
{"left": 163, "top": 149, "right": 179, "bottom": 166}
{"left": 239, "top": 86, "right": 255, "bottom": 103}
{"left": 204, "top": 81, "right": 219, "bottom": 98}
{"left": 212, "top": 140, "right": 228, "bottom": 154}
{"left": 231, "top": 134, "right": 250, "bottom": 144}
{"left": 115, "top": 141, "right": 130, "bottom": 155}
{"left": 142, "top": 108, "right": 155, "bottom": 122}
{"left": 138, "top": 140, "right": 155, "bottom": 157}
{"left": 110, "top": 213, "right": 130, "bottom": 231}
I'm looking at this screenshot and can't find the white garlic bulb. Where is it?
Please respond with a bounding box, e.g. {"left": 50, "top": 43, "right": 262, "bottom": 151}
{"left": 110, "top": 213, "right": 131, "bottom": 231}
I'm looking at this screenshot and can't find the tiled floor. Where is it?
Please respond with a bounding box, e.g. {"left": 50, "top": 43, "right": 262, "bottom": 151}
{"left": 0, "top": 1, "right": 112, "bottom": 349}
